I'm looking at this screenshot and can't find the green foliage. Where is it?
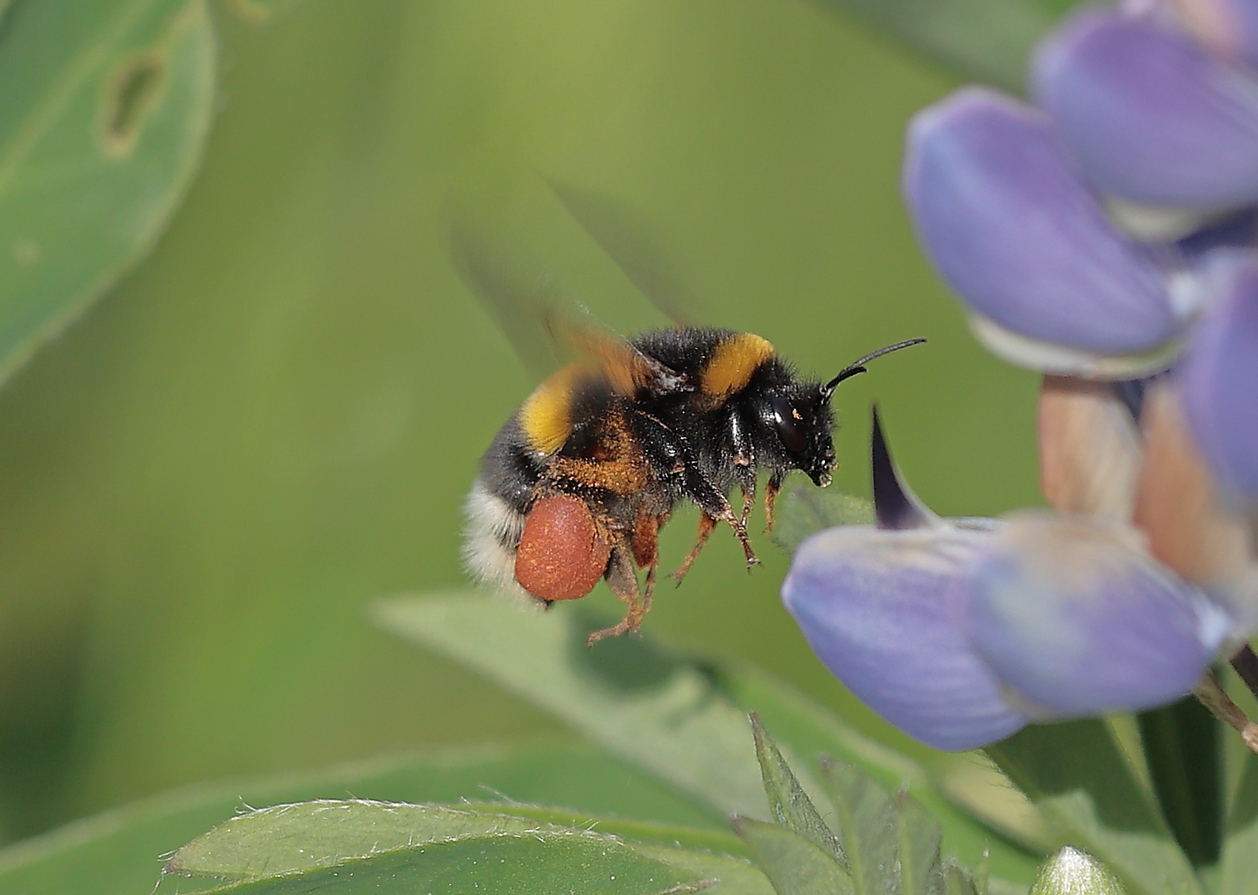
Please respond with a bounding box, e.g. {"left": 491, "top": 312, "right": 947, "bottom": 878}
{"left": 0, "top": 742, "right": 733, "bottom": 894}
{"left": 375, "top": 592, "right": 1042, "bottom": 884}
{"left": 816, "top": 0, "right": 1087, "bottom": 91}
{"left": 0, "top": 0, "right": 214, "bottom": 386}
{"left": 158, "top": 801, "right": 762, "bottom": 895}
{"left": 737, "top": 717, "right": 986, "bottom": 895}
{"left": 769, "top": 483, "right": 874, "bottom": 554}
{"left": 985, "top": 722, "right": 1201, "bottom": 895}
{"left": 1027, "top": 848, "right": 1128, "bottom": 895}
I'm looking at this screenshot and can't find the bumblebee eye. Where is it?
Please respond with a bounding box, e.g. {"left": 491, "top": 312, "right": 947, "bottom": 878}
{"left": 770, "top": 394, "right": 808, "bottom": 456}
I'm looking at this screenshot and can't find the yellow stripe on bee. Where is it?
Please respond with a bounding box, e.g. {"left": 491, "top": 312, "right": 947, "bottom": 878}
{"left": 701, "top": 333, "right": 775, "bottom": 397}
{"left": 520, "top": 365, "right": 580, "bottom": 455}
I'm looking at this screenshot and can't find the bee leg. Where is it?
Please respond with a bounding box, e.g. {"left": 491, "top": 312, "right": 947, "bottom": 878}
{"left": 729, "top": 513, "right": 760, "bottom": 567}
{"left": 763, "top": 471, "right": 784, "bottom": 533}
{"left": 587, "top": 544, "right": 644, "bottom": 646}
{"left": 670, "top": 512, "right": 716, "bottom": 583}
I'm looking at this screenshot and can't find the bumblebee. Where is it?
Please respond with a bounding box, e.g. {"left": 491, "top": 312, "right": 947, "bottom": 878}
{"left": 464, "top": 324, "right": 923, "bottom": 644}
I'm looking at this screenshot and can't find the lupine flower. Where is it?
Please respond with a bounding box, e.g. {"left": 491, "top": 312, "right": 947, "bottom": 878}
{"left": 782, "top": 415, "right": 1232, "bottom": 751}
{"left": 785, "top": 0, "right": 1258, "bottom": 750}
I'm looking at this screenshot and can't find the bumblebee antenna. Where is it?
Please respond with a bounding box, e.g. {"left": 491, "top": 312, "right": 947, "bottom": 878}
{"left": 821, "top": 338, "right": 926, "bottom": 397}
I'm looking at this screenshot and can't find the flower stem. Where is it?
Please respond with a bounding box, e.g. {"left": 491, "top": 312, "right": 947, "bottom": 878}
{"left": 1193, "top": 671, "right": 1258, "bottom": 754}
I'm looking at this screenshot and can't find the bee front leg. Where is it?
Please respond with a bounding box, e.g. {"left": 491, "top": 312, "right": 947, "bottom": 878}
{"left": 764, "top": 470, "right": 784, "bottom": 533}
{"left": 727, "top": 411, "right": 759, "bottom": 567}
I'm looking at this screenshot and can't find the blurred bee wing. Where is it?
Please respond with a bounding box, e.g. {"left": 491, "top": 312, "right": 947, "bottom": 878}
{"left": 450, "top": 222, "right": 568, "bottom": 380}
{"left": 451, "top": 222, "right": 687, "bottom": 395}
{"left": 546, "top": 178, "right": 709, "bottom": 327}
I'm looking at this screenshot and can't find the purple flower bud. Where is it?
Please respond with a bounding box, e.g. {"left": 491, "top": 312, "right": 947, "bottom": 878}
{"left": 1179, "top": 251, "right": 1258, "bottom": 499}
{"left": 903, "top": 88, "right": 1181, "bottom": 362}
{"left": 1034, "top": 10, "right": 1258, "bottom": 209}
{"left": 783, "top": 524, "right": 1030, "bottom": 751}
{"left": 969, "top": 512, "right": 1233, "bottom": 716}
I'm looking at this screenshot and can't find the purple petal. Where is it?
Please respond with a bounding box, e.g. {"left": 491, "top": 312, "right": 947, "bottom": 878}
{"left": 969, "top": 512, "right": 1232, "bottom": 716}
{"left": 1179, "top": 251, "right": 1258, "bottom": 499}
{"left": 904, "top": 88, "right": 1180, "bottom": 356}
{"left": 783, "top": 525, "right": 1028, "bottom": 751}
{"left": 1034, "top": 10, "right": 1258, "bottom": 208}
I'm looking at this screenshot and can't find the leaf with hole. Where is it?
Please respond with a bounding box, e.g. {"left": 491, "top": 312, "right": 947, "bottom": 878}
{"left": 0, "top": 0, "right": 214, "bottom": 385}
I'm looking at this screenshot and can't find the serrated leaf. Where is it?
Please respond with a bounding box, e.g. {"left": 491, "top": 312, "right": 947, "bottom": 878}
{"left": 770, "top": 484, "right": 874, "bottom": 554}
{"left": 821, "top": 759, "right": 948, "bottom": 895}
{"left": 750, "top": 713, "right": 844, "bottom": 863}
{"left": 985, "top": 721, "right": 1201, "bottom": 895}
{"left": 159, "top": 801, "right": 767, "bottom": 895}
{"left": 0, "top": 0, "right": 215, "bottom": 386}
{"left": 734, "top": 816, "right": 855, "bottom": 895}
{"left": 823, "top": 759, "right": 900, "bottom": 895}
{"left": 816, "top": 0, "right": 1085, "bottom": 92}
{"left": 896, "top": 792, "right": 945, "bottom": 895}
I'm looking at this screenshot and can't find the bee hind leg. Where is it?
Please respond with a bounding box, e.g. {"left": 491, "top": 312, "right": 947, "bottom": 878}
{"left": 587, "top": 544, "right": 646, "bottom": 645}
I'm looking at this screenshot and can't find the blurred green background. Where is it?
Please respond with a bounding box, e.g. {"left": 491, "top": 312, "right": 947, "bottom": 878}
{"left": 0, "top": 0, "right": 1041, "bottom": 844}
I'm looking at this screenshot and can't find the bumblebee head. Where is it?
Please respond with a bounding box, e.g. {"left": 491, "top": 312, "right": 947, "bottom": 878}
{"left": 763, "top": 382, "right": 837, "bottom": 487}
{"left": 763, "top": 338, "right": 926, "bottom": 488}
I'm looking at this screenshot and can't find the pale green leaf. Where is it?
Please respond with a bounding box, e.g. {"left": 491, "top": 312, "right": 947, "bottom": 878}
{"left": 734, "top": 816, "right": 855, "bottom": 895}
{"left": 159, "top": 801, "right": 768, "bottom": 895}
{"left": 823, "top": 760, "right": 900, "bottom": 895}
{"left": 0, "top": 0, "right": 215, "bottom": 384}
{"left": 0, "top": 740, "right": 728, "bottom": 895}
{"left": 751, "top": 713, "right": 844, "bottom": 863}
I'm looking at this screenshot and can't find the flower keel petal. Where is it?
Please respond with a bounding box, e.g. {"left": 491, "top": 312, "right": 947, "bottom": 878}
{"left": 970, "top": 512, "right": 1232, "bottom": 716}
{"left": 783, "top": 525, "right": 1028, "bottom": 751}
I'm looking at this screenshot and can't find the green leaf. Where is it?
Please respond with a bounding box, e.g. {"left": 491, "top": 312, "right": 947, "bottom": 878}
{"left": 733, "top": 816, "right": 855, "bottom": 895}
{"left": 941, "top": 861, "right": 981, "bottom": 895}
{"left": 0, "top": 0, "right": 215, "bottom": 385}
{"left": 1135, "top": 698, "right": 1220, "bottom": 868}
{"left": 750, "top": 713, "right": 844, "bottom": 862}
{"left": 815, "top": 0, "right": 1085, "bottom": 92}
{"left": 770, "top": 483, "right": 873, "bottom": 554}
{"left": 820, "top": 759, "right": 950, "bottom": 895}
{"left": 377, "top": 592, "right": 1042, "bottom": 886}
{"left": 158, "top": 801, "right": 767, "bottom": 895}
{"left": 0, "top": 740, "right": 730, "bottom": 895}
{"left": 985, "top": 721, "right": 1201, "bottom": 895}
{"left": 896, "top": 792, "right": 946, "bottom": 895}
{"left": 375, "top": 592, "right": 771, "bottom": 819}
{"left": 1028, "top": 847, "right": 1129, "bottom": 895}
{"left": 157, "top": 800, "right": 774, "bottom": 895}
{"left": 714, "top": 662, "right": 1038, "bottom": 884}
{"left": 822, "top": 760, "right": 899, "bottom": 895}
{"left": 1220, "top": 746, "right": 1258, "bottom": 895}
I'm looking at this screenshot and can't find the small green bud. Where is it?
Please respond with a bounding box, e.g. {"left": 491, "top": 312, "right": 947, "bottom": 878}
{"left": 1029, "top": 847, "right": 1128, "bottom": 895}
